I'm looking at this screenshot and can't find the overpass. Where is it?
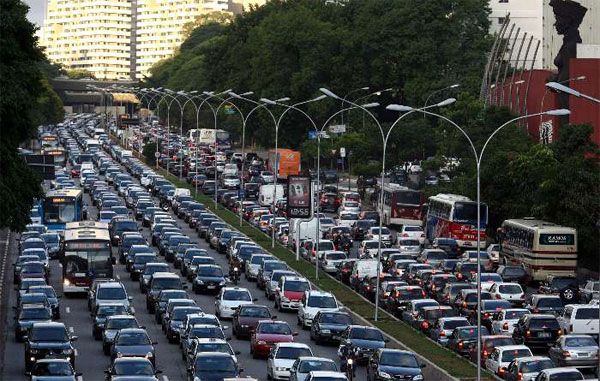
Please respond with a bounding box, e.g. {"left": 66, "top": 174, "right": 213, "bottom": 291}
{"left": 50, "top": 77, "right": 138, "bottom": 114}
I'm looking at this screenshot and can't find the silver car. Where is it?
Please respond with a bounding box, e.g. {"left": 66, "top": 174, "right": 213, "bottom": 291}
{"left": 102, "top": 315, "right": 140, "bottom": 355}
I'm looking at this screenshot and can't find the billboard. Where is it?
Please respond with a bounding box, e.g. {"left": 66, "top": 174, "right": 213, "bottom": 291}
{"left": 287, "top": 175, "right": 312, "bottom": 218}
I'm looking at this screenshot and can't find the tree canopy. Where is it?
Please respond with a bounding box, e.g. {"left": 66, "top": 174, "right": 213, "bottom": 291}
{"left": 0, "top": 0, "right": 64, "bottom": 231}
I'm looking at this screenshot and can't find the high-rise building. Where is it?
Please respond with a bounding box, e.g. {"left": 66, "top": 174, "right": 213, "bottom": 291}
{"left": 41, "top": 0, "right": 133, "bottom": 80}
{"left": 40, "top": 0, "right": 267, "bottom": 80}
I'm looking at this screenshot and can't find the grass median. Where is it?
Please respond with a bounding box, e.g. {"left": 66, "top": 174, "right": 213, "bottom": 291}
{"left": 152, "top": 168, "right": 487, "bottom": 380}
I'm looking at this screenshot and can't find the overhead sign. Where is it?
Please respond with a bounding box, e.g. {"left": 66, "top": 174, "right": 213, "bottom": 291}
{"left": 308, "top": 131, "right": 330, "bottom": 140}
{"left": 329, "top": 124, "right": 347, "bottom": 134}
{"left": 287, "top": 175, "right": 312, "bottom": 218}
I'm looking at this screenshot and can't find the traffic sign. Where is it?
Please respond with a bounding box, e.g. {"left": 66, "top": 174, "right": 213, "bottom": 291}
{"left": 340, "top": 147, "right": 346, "bottom": 157}
{"left": 154, "top": 152, "right": 161, "bottom": 158}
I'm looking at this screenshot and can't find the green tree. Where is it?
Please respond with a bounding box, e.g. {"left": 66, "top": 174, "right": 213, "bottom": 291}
{"left": 65, "top": 68, "right": 95, "bottom": 79}
{"left": 142, "top": 142, "right": 158, "bottom": 165}
{"left": 0, "top": 0, "right": 60, "bottom": 231}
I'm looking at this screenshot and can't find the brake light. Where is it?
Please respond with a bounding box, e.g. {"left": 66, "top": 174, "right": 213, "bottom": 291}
{"left": 458, "top": 341, "right": 463, "bottom": 349}
{"left": 517, "top": 371, "right": 523, "bottom": 381}
{"left": 533, "top": 308, "right": 539, "bottom": 313}
{"left": 495, "top": 294, "right": 501, "bottom": 299}
{"left": 421, "top": 291, "right": 426, "bottom": 297}
{"left": 525, "top": 330, "right": 531, "bottom": 337}
{"left": 557, "top": 329, "right": 563, "bottom": 336}
{"left": 498, "top": 367, "right": 506, "bottom": 377}
{"left": 439, "top": 330, "right": 445, "bottom": 337}
{"left": 482, "top": 349, "right": 489, "bottom": 358}
{"left": 484, "top": 312, "right": 489, "bottom": 319}
{"left": 562, "top": 350, "right": 570, "bottom": 357}
{"left": 463, "top": 302, "right": 467, "bottom": 308}
{"left": 503, "top": 322, "right": 509, "bottom": 330}
{"left": 421, "top": 321, "right": 429, "bottom": 330}
{"left": 402, "top": 233, "right": 409, "bottom": 237}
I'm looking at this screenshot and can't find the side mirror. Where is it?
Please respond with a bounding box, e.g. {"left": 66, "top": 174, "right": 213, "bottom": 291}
{"left": 384, "top": 338, "right": 390, "bottom": 343}
{"left": 128, "top": 296, "right": 133, "bottom": 301}
{"left": 24, "top": 371, "right": 32, "bottom": 376}
{"left": 226, "top": 337, "right": 232, "bottom": 341}
{"left": 104, "top": 370, "right": 111, "bottom": 375}
{"left": 222, "top": 325, "right": 229, "bottom": 330}
{"left": 140, "top": 326, "right": 146, "bottom": 329}
{"left": 235, "top": 350, "right": 241, "bottom": 355}
{"left": 75, "top": 372, "right": 83, "bottom": 377}
{"left": 252, "top": 298, "right": 258, "bottom": 302}
{"left": 152, "top": 341, "right": 158, "bottom": 345}
{"left": 239, "top": 368, "right": 244, "bottom": 373}
{"left": 292, "top": 332, "right": 299, "bottom": 336}
{"left": 182, "top": 285, "right": 188, "bottom": 290}
{"left": 111, "top": 257, "right": 116, "bottom": 265}
{"left": 71, "top": 335, "right": 78, "bottom": 341}
{"left": 271, "top": 315, "right": 277, "bottom": 320}
{"left": 420, "top": 363, "right": 427, "bottom": 368}
{"left": 155, "top": 370, "right": 163, "bottom": 375}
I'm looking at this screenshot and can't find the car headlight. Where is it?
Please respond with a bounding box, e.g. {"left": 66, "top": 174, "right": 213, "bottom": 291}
{"left": 257, "top": 340, "right": 267, "bottom": 345}
{"left": 117, "top": 352, "right": 123, "bottom": 358}
{"left": 219, "top": 280, "right": 226, "bottom": 286}
{"left": 275, "top": 367, "right": 287, "bottom": 371}
{"left": 379, "top": 371, "right": 392, "bottom": 379}
{"left": 145, "top": 352, "right": 154, "bottom": 358}
{"left": 196, "top": 280, "right": 204, "bottom": 285}
{"left": 29, "top": 349, "right": 39, "bottom": 354}
{"left": 62, "top": 349, "right": 73, "bottom": 355}
{"left": 413, "top": 375, "right": 423, "bottom": 381}
{"left": 281, "top": 296, "right": 289, "bottom": 302}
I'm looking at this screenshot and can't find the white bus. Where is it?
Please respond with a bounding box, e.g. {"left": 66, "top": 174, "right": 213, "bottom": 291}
{"left": 499, "top": 218, "right": 577, "bottom": 282}
{"left": 376, "top": 183, "right": 424, "bottom": 226}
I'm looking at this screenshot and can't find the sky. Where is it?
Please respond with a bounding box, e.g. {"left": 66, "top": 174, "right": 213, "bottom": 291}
{"left": 24, "top": 0, "right": 46, "bottom": 26}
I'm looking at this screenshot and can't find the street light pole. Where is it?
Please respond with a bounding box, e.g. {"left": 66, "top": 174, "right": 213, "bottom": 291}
{"left": 341, "top": 87, "right": 370, "bottom": 127}
{"left": 394, "top": 106, "right": 570, "bottom": 381}
{"left": 539, "top": 76, "right": 585, "bottom": 130}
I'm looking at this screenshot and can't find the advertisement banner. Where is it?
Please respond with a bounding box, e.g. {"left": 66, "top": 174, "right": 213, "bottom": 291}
{"left": 287, "top": 175, "right": 312, "bottom": 218}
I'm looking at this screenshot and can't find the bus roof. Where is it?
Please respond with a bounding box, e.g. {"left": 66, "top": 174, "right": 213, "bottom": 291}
{"left": 502, "top": 218, "right": 576, "bottom": 232}
{"left": 429, "top": 193, "right": 472, "bottom": 203}
{"left": 381, "top": 183, "right": 412, "bottom": 192}
{"left": 45, "top": 189, "right": 83, "bottom": 198}
{"left": 65, "top": 221, "right": 109, "bottom": 230}
{"left": 64, "top": 228, "right": 110, "bottom": 242}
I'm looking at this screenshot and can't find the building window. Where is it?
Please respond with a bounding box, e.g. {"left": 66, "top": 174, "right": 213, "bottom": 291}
{"left": 498, "top": 17, "right": 506, "bottom": 25}
{"left": 499, "top": 0, "right": 508, "bottom": 3}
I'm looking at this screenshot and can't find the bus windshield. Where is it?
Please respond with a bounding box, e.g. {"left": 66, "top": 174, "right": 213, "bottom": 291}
{"left": 43, "top": 198, "right": 77, "bottom": 223}
{"left": 453, "top": 202, "right": 487, "bottom": 223}
{"left": 64, "top": 245, "right": 112, "bottom": 277}
{"left": 396, "top": 191, "right": 421, "bottom": 206}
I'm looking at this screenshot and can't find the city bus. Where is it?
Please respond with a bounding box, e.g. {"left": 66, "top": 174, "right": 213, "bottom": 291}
{"left": 41, "top": 189, "right": 84, "bottom": 232}
{"left": 376, "top": 184, "right": 425, "bottom": 226}
{"left": 62, "top": 226, "right": 113, "bottom": 294}
{"left": 425, "top": 193, "right": 488, "bottom": 249}
{"left": 41, "top": 146, "right": 67, "bottom": 167}
{"left": 499, "top": 218, "right": 577, "bottom": 281}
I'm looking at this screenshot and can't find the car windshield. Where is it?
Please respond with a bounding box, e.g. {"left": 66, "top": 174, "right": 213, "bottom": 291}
{"left": 32, "top": 362, "right": 73, "bottom": 376}
{"left": 565, "top": 336, "right": 597, "bottom": 347}
{"left": 192, "top": 257, "right": 214, "bottom": 265}
{"left": 404, "top": 226, "right": 422, "bottom": 232}
{"left": 191, "top": 327, "right": 223, "bottom": 338}
{"left": 114, "top": 361, "right": 154, "bottom": 375}
{"left": 107, "top": 318, "right": 138, "bottom": 329}
{"left": 251, "top": 256, "right": 270, "bottom": 265}
{"left": 153, "top": 278, "right": 181, "bottom": 290}
{"left": 259, "top": 322, "right": 291, "bottom": 335}
{"left": 135, "top": 255, "right": 155, "bottom": 264}
{"left": 503, "top": 267, "right": 526, "bottom": 276}
{"left": 223, "top": 290, "right": 251, "bottom": 301}
{"left": 144, "top": 265, "right": 169, "bottom": 274}
{"left": 198, "top": 267, "right": 223, "bottom": 277}
{"left": 298, "top": 360, "right": 337, "bottom": 373}
{"left": 575, "top": 308, "right": 599, "bottom": 319}
{"left": 501, "top": 349, "right": 531, "bottom": 361}
{"left": 240, "top": 306, "right": 270, "bottom": 318}
{"left": 31, "top": 327, "right": 68, "bottom": 342}
{"left": 520, "top": 359, "right": 554, "bottom": 373}
{"left": 550, "top": 278, "right": 577, "bottom": 288}
{"left": 41, "top": 234, "right": 59, "bottom": 243}
{"left": 97, "top": 287, "right": 126, "bottom": 300}
{"left": 427, "top": 251, "right": 447, "bottom": 259}
{"left": 22, "top": 263, "right": 44, "bottom": 272}
{"left": 318, "top": 242, "right": 334, "bottom": 251}
{"left": 380, "top": 352, "right": 419, "bottom": 367}
{"left": 505, "top": 310, "right": 528, "bottom": 320}
{"left": 172, "top": 307, "right": 201, "bottom": 320}
{"left": 98, "top": 305, "right": 127, "bottom": 317}
{"left": 197, "top": 343, "right": 231, "bottom": 354}
{"left": 307, "top": 295, "right": 336, "bottom": 308}
{"left": 549, "top": 372, "right": 583, "bottom": 381}
{"left": 499, "top": 284, "right": 522, "bottom": 293}
{"left": 457, "top": 327, "right": 478, "bottom": 339}
{"left": 21, "top": 308, "right": 51, "bottom": 320}
{"left": 320, "top": 313, "right": 352, "bottom": 325}
{"left": 116, "top": 332, "right": 150, "bottom": 345}
{"left": 529, "top": 318, "right": 560, "bottom": 329}
{"left": 349, "top": 327, "right": 384, "bottom": 341}
{"left": 537, "top": 298, "right": 563, "bottom": 308}
{"left": 286, "top": 281, "right": 310, "bottom": 292}
{"left": 276, "top": 347, "right": 312, "bottom": 359}
{"left": 31, "top": 287, "right": 56, "bottom": 298}
{"left": 194, "top": 356, "right": 236, "bottom": 372}
{"left": 326, "top": 253, "right": 347, "bottom": 260}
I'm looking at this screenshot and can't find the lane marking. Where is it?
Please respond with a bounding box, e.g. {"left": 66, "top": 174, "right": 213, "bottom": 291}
{"left": 74, "top": 349, "right": 78, "bottom": 357}
{"left": 116, "top": 274, "right": 121, "bottom": 280}
{"left": 162, "top": 376, "right": 169, "bottom": 381}
{"left": 69, "top": 326, "right": 74, "bottom": 334}
{"left": 0, "top": 231, "right": 11, "bottom": 299}
{"left": 66, "top": 306, "right": 71, "bottom": 314}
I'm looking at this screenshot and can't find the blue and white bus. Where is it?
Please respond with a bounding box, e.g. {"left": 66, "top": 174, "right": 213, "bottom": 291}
{"left": 42, "top": 189, "right": 84, "bottom": 232}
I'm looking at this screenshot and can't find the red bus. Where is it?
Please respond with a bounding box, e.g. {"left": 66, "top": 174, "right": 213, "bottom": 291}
{"left": 377, "top": 184, "right": 425, "bottom": 226}
{"left": 425, "top": 193, "right": 488, "bottom": 249}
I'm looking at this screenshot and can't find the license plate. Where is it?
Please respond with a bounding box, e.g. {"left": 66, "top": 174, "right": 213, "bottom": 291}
{"left": 539, "top": 332, "right": 551, "bottom": 338}
{"left": 207, "top": 285, "right": 216, "bottom": 289}
{"left": 320, "top": 329, "right": 331, "bottom": 334}
{"left": 74, "top": 273, "right": 86, "bottom": 277}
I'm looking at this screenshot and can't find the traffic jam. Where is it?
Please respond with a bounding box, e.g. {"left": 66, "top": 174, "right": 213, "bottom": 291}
{"left": 11, "top": 112, "right": 599, "bottom": 381}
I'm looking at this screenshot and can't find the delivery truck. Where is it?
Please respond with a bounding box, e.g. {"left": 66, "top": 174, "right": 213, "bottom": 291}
{"left": 267, "top": 149, "right": 301, "bottom": 180}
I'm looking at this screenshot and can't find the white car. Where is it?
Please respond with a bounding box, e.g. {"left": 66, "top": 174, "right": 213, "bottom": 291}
{"left": 488, "top": 282, "right": 525, "bottom": 306}
{"left": 505, "top": 356, "right": 554, "bottom": 381}
{"left": 358, "top": 240, "right": 380, "bottom": 258}
{"left": 304, "top": 371, "right": 348, "bottom": 381}
{"left": 336, "top": 211, "right": 358, "bottom": 228}
{"left": 215, "top": 287, "right": 256, "bottom": 319}
{"left": 313, "top": 240, "right": 335, "bottom": 263}
{"left": 339, "top": 201, "right": 360, "bottom": 214}
{"left": 319, "top": 251, "right": 347, "bottom": 273}
{"left": 399, "top": 225, "right": 425, "bottom": 244}
{"left": 533, "top": 367, "right": 584, "bottom": 381}
{"left": 490, "top": 308, "right": 529, "bottom": 335}
{"left": 485, "top": 345, "right": 532, "bottom": 378}
{"left": 366, "top": 227, "right": 392, "bottom": 246}
{"left": 260, "top": 171, "right": 275, "bottom": 183}
{"left": 397, "top": 238, "right": 421, "bottom": 257}
{"left": 245, "top": 253, "right": 273, "bottom": 280}
{"left": 469, "top": 273, "right": 503, "bottom": 292}
{"left": 221, "top": 175, "right": 240, "bottom": 188}
{"left": 267, "top": 343, "right": 314, "bottom": 381}
{"left": 409, "top": 164, "right": 422, "bottom": 173}
{"left": 298, "top": 290, "right": 340, "bottom": 329}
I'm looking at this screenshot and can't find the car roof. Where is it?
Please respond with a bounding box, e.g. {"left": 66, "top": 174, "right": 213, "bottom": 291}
{"left": 495, "top": 345, "right": 530, "bottom": 351}
{"left": 274, "top": 342, "right": 311, "bottom": 348}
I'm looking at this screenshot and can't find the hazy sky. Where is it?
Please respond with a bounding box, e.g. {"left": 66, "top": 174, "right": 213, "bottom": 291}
{"left": 24, "top": 0, "right": 46, "bottom": 26}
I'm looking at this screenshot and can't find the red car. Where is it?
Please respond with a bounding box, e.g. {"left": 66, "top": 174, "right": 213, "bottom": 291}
{"left": 70, "top": 165, "right": 81, "bottom": 178}
{"left": 250, "top": 320, "right": 297, "bottom": 358}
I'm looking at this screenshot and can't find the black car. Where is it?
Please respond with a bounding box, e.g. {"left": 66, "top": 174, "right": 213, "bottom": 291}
{"left": 29, "top": 285, "right": 61, "bottom": 319}
{"left": 187, "top": 353, "right": 242, "bottom": 381}
{"left": 351, "top": 220, "right": 375, "bottom": 241}
{"left": 164, "top": 306, "right": 203, "bottom": 343}
{"left": 366, "top": 349, "right": 424, "bottom": 381}
{"left": 310, "top": 311, "right": 353, "bottom": 344}
{"left": 109, "top": 219, "right": 139, "bottom": 246}
{"left": 105, "top": 357, "right": 161, "bottom": 381}
{"left": 244, "top": 183, "right": 260, "bottom": 200}
{"left": 320, "top": 169, "right": 338, "bottom": 184}
{"left": 538, "top": 276, "right": 580, "bottom": 303}
{"left": 336, "top": 259, "right": 357, "bottom": 285}
{"left": 15, "top": 304, "right": 52, "bottom": 342}
{"left": 192, "top": 265, "right": 227, "bottom": 294}
{"left": 338, "top": 325, "right": 388, "bottom": 364}
{"left": 110, "top": 328, "right": 157, "bottom": 366}
{"left": 24, "top": 322, "right": 77, "bottom": 371}
{"left": 496, "top": 265, "right": 529, "bottom": 284}
{"left": 512, "top": 314, "right": 562, "bottom": 349}
{"left": 92, "top": 302, "right": 130, "bottom": 340}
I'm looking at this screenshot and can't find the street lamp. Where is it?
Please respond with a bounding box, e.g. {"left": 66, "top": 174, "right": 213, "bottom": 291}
{"left": 259, "top": 95, "right": 327, "bottom": 248}
{"left": 391, "top": 106, "right": 570, "bottom": 381}
{"left": 341, "top": 87, "right": 370, "bottom": 126}
{"left": 546, "top": 80, "right": 599, "bottom": 104}
{"left": 539, "top": 76, "right": 586, "bottom": 128}
{"left": 423, "top": 84, "right": 460, "bottom": 118}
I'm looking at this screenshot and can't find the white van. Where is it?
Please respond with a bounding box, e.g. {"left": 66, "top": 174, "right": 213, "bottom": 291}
{"left": 351, "top": 259, "right": 379, "bottom": 281}
{"left": 558, "top": 304, "right": 599, "bottom": 337}
{"left": 259, "top": 184, "right": 284, "bottom": 207}
{"left": 223, "top": 163, "right": 238, "bottom": 176}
